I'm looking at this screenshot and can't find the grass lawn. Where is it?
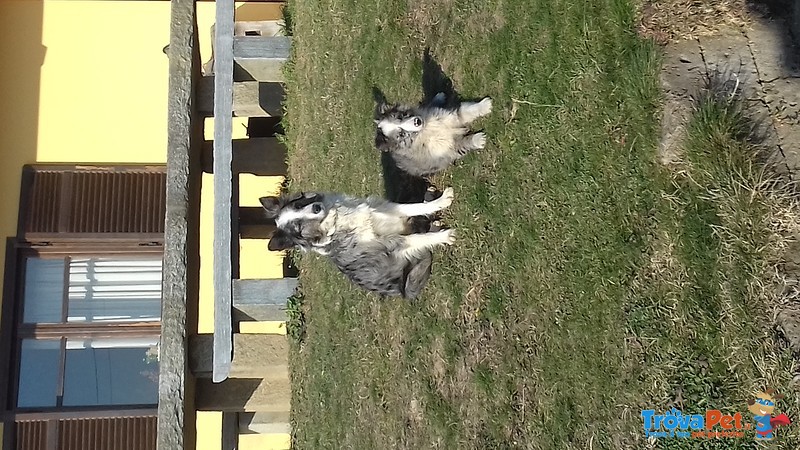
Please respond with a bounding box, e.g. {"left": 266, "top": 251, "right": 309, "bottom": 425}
{"left": 281, "top": 0, "right": 800, "bottom": 448}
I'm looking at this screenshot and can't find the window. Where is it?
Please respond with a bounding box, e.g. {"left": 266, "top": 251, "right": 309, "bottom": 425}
{"left": 16, "top": 254, "right": 162, "bottom": 409}
{"left": 22, "top": 256, "right": 162, "bottom": 325}
{"left": 1, "top": 165, "right": 165, "bottom": 450}
{"left": 18, "top": 337, "right": 160, "bottom": 408}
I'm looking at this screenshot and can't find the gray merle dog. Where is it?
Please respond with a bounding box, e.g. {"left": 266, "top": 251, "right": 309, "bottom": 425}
{"left": 374, "top": 92, "right": 493, "bottom": 176}
{"left": 261, "top": 188, "right": 456, "bottom": 298}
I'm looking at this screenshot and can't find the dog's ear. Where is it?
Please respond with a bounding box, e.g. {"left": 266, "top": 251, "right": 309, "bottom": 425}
{"left": 260, "top": 196, "right": 281, "bottom": 219}
{"left": 375, "top": 101, "right": 392, "bottom": 118}
{"left": 268, "top": 229, "right": 294, "bottom": 251}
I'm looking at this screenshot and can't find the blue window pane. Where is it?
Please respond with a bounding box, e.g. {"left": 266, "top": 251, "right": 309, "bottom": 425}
{"left": 62, "top": 339, "right": 159, "bottom": 406}
{"left": 67, "top": 257, "right": 162, "bottom": 324}
{"left": 17, "top": 339, "right": 60, "bottom": 407}
{"left": 23, "top": 258, "right": 65, "bottom": 323}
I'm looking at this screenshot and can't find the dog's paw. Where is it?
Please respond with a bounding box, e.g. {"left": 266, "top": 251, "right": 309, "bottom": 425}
{"left": 442, "top": 229, "right": 456, "bottom": 245}
{"left": 478, "top": 97, "right": 493, "bottom": 116}
{"left": 423, "top": 188, "right": 437, "bottom": 203}
{"left": 471, "top": 132, "right": 487, "bottom": 149}
{"left": 436, "top": 187, "right": 454, "bottom": 209}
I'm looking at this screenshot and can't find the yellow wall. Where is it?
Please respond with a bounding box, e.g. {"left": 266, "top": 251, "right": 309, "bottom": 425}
{"left": 36, "top": 1, "right": 172, "bottom": 164}
{"left": 0, "top": 0, "right": 47, "bottom": 288}
{"left": 0, "top": 1, "right": 290, "bottom": 449}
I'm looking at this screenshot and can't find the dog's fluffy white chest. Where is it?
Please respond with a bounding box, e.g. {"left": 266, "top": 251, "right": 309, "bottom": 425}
{"left": 326, "top": 203, "right": 407, "bottom": 241}
{"left": 417, "top": 113, "right": 466, "bottom": 156}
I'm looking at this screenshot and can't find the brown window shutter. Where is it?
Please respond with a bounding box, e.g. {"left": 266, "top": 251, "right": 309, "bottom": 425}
{"left": 59, "top": 416, "right": 157, "bottom": 450}
{"left": 15, "top": 416, "right": 157, "bottom": 450}
{"left": 18, "top": 165, "right": 166, "bottom": 243}
{"left": 14, "top": 420, "right": 48, "bottom": 450}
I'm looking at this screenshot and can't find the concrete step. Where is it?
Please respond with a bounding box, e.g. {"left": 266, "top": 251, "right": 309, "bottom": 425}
{"left": 234, "top": 36, "right": 290, "bottom": 82}
{"left": 197, "top": 77, "right": 284, "bottom": 117}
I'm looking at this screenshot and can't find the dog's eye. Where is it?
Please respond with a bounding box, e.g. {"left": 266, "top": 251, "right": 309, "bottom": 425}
{"left": 312, "top": 204, "right": 322, "bottom": 214}
{"left": 413, "top": 117, "right": 422, "bottom": 127}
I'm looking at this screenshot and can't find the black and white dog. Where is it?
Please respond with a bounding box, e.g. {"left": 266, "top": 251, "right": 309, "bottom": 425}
{"left": 375, "top": 93, "right": 493, "bottom": 176}
{"left": 260, "top": 188, "right": 455, "bottom": 298}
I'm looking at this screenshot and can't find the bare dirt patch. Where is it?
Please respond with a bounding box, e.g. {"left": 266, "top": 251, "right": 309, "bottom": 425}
{"left": 655, "top": 1, "right": 800, "bottom": 168}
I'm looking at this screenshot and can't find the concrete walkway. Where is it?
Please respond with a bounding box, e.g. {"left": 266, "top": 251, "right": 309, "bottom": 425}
{"left": 660, "top": 11, "right": 799, "bottom": 178}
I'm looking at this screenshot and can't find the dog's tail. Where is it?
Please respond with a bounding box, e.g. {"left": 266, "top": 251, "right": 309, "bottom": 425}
{"left": 402, "top": 252, "right": 433, "bottom": 299}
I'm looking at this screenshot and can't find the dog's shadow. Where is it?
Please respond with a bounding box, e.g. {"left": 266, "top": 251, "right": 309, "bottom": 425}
{"left": 421, "top": 47, "right": 460, "bottom": 108}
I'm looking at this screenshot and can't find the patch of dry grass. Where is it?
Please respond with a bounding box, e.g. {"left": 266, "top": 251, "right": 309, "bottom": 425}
{"left": 637, "top": 0, "right": 749, "bottom": 44}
